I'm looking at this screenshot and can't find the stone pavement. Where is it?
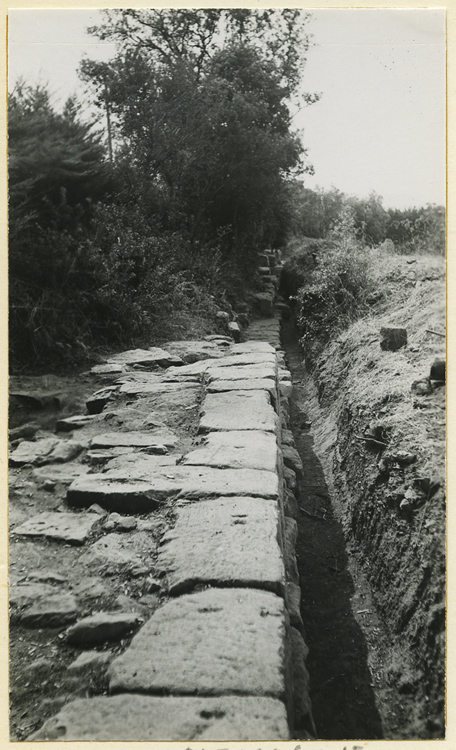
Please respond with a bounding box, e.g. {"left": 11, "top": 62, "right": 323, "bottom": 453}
{"left": 16, "top": 313, "right": 313, "bottom": 741}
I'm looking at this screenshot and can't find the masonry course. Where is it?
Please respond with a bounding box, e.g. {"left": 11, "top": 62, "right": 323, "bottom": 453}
{"left": 21, "top": 315, "right": 313, "bottom": 741}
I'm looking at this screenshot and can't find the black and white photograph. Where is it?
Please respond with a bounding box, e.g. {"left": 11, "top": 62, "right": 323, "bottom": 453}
{"left": 7, "top": 6, "right": 446, "bottom": 742}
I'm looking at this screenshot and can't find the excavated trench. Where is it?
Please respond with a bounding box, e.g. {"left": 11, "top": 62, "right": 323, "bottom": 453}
{"left": 279, "top": 316, "right": 436, "bottom": 740}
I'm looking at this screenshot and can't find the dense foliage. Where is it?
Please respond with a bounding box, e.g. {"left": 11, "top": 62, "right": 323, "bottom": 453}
{"left": 288, "top": 182, "right": 445, "bottom": 254}
{"left": 9, "top": 9, "right": 316, "bottom": 370}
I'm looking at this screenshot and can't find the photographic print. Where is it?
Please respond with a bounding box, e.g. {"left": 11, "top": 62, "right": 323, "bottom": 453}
{"left": 7, "top": 7, "right": 446, "bottom": 742}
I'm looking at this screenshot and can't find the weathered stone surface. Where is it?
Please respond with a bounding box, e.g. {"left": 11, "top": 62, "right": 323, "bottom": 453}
{"left": 12, "top": 512, "right": 100, "bottom": 546}
{"left": 199, "top": 390, "right": 276, "bottom": 433}
{"left": 33, "top": 464, "right": 90, "bottom": 485}
{"left": 290, "top": 627, "right": 314, "bottom": 736}
{"left": 380, "top": 327, "right": 408, "bottom": 351}
{"left": 208, "top": 352, "right": 276, "bottom": 369}
{"left": 281, "top": 429, "right": 294, "bottom": 446}
{"left": 29, "top": 694, "right": 290, "bottom": 741}
{"left": 69, "top": 463, "right": 278, "bottom": 510}
{"left": 90, "top": 430, "right": 177, "bottom": 450}
{"left": 9, "top": 423, "right": 39, "bottom": 441}
{"left": 56, "top": 414, "right": 101, "bottom": 431}
{"left": 119, "top": 380, "right": 198, "bottom": 397}
{"left": 67, "top": 478, "right": 163, "bottom": 513}
{"left": 231, "top": 341, "right": 275, "bottom": 354}
{"left": 183, "top": 430, "right": 278, "bottom": 472}
{"left": 284, "top": 489, "right": 298, "bottom": 520}
{"left": 279, "top": 380, "right": 293, "bottom": 398}
{"left": 103, "top": 512, "right": 137, "bottom": 532}
{"left": 66, "top": 612, "right": 143, "bottom": 646}
{"left": 284, "top": 465, "right": 297, "bottom": 491}
{"left": 286, "top": 581, "right": 303, "bottom": 630}
{"left": 284, "top": 518, "right": 299, "bottom": 586}
{"left": 87, "top": 386, "right": 118, "bottom": 414}
{"left": 27, "top": 571, "right": 67, "bottom": 584}
{"left": 282, "top": 445, "right": 304, "bottom": 479}
{"left": 159, "top": 496, "right": 285, "bottom": 595}
{"left": 10, "top": 583, "right": 54, "bottom": 609}
{"left": 10, "top": 438, "right": 82, "bottom": 466}
{"left": 68, "top": 650, "right": 113, "bottom": 672}
{"left": 207, "top": 379, "right": 277, "bottom": 398}
{"left": 228, "top": 321, "right": 241, "bottom": 342}
{"left": 108, "top": 347, "right": 183, "bottom": 368}
{"left": 206, "top": 363, "right": 276, "bottom": 382}
{"left": 90, "top": 363, "right": 124, "bottom": 375}
{"left": 161, "top": 339, "right": 228, "bottom": 364}
{"left": 252, "top": 292, "right": 274, "bottom": 317}
{"left": 21, "top": 593, "right": 78, "bottom": 628}
{"left": 108, "top": 588, "right": 288, "bottom": 698}
{"left": 81, "top": 533, "right": 154, "bottom": 573}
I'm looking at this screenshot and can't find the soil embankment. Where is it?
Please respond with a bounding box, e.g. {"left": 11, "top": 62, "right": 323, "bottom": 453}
{"left": 280, "top": 251, "right": 446, "bottom": 739}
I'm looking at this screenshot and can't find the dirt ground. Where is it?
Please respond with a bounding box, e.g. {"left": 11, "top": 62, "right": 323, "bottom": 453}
{"left": 8, "top": 368, "right": 200, "bottom": 740}
{"left": 282, "top": 252, "right": 445, "bottom": 739}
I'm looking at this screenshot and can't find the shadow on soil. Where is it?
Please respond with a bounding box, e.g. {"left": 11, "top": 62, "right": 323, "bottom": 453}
{"left": 282, "top": 321, "right": 383, "bottom": 740}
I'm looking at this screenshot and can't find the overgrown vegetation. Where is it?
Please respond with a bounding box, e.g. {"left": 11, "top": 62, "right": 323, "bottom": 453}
{"left": 9, "top": 9, "right": 317, "bottom": 371}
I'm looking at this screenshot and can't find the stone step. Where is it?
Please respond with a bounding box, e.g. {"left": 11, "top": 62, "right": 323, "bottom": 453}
{"left": 199, "top": 390, "right": 277, "bottom": 433}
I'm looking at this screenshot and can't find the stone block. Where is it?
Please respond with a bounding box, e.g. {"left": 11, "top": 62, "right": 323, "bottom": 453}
{"left": 29, "top": 695, "right": 290, "bottom": 741}
{"left": 21, "top": 593, "right": 79, "bottom": 628}
{"left": 283, "top": 445, "right": 304, "bottom": 479}
{"left": 68, "top": 465, "right": 279, "bottom": 511}
{"left": 206, "top": 363, "right": 276, "bottom": 382}
{"left": 108, "top": 347, "right": 183, "bottom": 368}
{"left": 66, "top": 612, "right": 143, "bottom": 646}
{"left": 10, "top": 438, "right": 82, "bottom": 467}
{"left": 108, "top": 588, "right": 289, "bottom": 699}
{"left": 90, "top": 430, "right": 177, "bottom": 450}
{"left": 199, "top": 390, "right": 276, "bottom": 433}
{"left": 12, "top": 511, "right": 101, "bottom": 546}
{"left": 158, "top": 496, "right": 285, "bottom": 595}
{"left": 56, "top": 415, "right": 101, "bottom": 431}
{"left": 183, "top": 430, "right": 278, "bottom": 472}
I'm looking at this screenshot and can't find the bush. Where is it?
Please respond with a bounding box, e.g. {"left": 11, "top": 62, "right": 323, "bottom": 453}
{"left": 294, "top": 209, "right": 375, "bottom": 364}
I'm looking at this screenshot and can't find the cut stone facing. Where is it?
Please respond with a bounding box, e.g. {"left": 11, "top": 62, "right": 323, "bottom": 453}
{"left": 158, "top": 496, "right": 285, "bottom": 596}
{"left": 183, "top": 430, "right": 278, "bottom": 472}
{"left": 29, "top": 695, "right": 290, "bottom": 741}
{"left": 199, "top": 390, "right": 276, "bottom": 433}
{"left": 108, "top": 587, "right": 289, "bottom": 698}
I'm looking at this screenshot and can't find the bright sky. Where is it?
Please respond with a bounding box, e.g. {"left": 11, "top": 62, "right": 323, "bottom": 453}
{"left": 8, "top": 8, "right": 446, "bottom": 210}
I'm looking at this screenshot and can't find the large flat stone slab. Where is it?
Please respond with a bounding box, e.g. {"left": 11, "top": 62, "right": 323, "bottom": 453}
{"left": 10, "top": 437, "right": 82, "bottom": 466}
{"left": 205, "top": 364, "right": 276, "bottom": 382}
{"left": 231, "top": 342, "right": 276, "bottom": 354}
{"left": 29, "top": 694, "right": 290, "bottom": 741}
{"left": 20, "top": 593, "right": 79, "bottom": 628}
{"left": 158, "top": 496, "right": 285, "bottom": 596}
{"left": 119, "top": 380, "right": 198, "bottom": 398}
{"left": 183, "top": 430, "right": 278, "bottom": 471}
{"left": 207, "top": 379, "right": 277, "bottom": 398}
{"left": 207, "top": 352, "right": 276, "bottom": 368}
{"left": 108, "top": 347, "right": 183, "bottom": 368}
{"left": 68, "top": 465, "right": 279, "bottom": 511}
{"left": 90, "top": 430, "right": 178, "bottom": 450}
{"left": 11, "top": 511, "right": 101, "bottom": 545}
{"left": 108, "top": 588, "right": 289, "bottom": 698}
{"left": 199, "top": 390, "right": 276, "bottom": 433}
{"left": 161, "top": 339, "right": 229, "bottom": 363}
